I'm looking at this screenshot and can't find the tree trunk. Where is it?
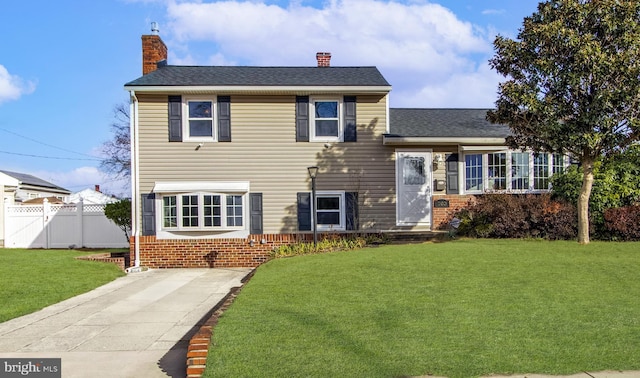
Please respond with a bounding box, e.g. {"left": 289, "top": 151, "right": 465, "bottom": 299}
{"left": 577, "top": 157, "right": 595, "bottom": 244}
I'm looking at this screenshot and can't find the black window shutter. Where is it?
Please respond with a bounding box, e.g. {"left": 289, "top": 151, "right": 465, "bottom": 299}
{"left": 297, "top": 192, "right": 311, "bottom": 231}
{"left": 168, "top": 95, "right": 182, "bottom": 142}
{"left": 296, "top": 96, "right": 309, "bottom": 142}
{"left": 344, "top": 96, "right": 357, "bottom": 142}
{"left": 345, "top": 192, "right": 359, "bottom": 231}
{"left": 250, "top": 193, "right": 263, "bottom": 234}
{"left": 218, "top": 96, "right": 231, "bottom": 142}
{"left": 141, "top": 193, "right": 156, "bottom": 236}
{"left": 446, "top": 153, "right": 459, "bottom": 194}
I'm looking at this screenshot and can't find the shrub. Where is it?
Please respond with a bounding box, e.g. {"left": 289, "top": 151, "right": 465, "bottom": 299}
{"left": 455, "top": 194, "right": 577, "bottom": 240}
{"left": 104, "top": 199, "right": 131, "bottom": 243}
{"left": 271, "top": 235, "right": 369, "bottom": 258}
{"left": 551, "top": 145, "right": 640, "bottom": 238}
{"left": 604, "top": 205, "right": 640, "bottom": 241}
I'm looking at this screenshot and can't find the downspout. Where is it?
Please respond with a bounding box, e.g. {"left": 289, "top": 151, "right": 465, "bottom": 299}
{"left": 127, "top": 90, "right": 141, "bottom": 271}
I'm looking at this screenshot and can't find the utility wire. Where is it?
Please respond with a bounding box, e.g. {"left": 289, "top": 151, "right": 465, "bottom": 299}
{"left": 0, "top": 150, "right": 101, "bottom": 161}
{"left": 0, "top": 128, "right": 99, "bottom": 159}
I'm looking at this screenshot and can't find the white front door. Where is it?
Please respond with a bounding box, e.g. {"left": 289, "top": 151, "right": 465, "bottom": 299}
{"left": 396, "top": 151, "right": 432, "bottom": 226}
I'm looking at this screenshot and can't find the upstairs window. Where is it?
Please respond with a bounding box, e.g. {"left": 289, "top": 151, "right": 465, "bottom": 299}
{"left": 183, "top": 97, "right": 217, "bottom": 141}
{"left": 310, "top": 97, "right": 343, "bottom": 142}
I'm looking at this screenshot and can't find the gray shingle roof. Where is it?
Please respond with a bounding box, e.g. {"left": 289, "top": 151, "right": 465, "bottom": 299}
{"left": 125, "top": 65, "right": 391, "bottom": 87}
{"left": 0, "top": 170, "right": 70, "bottom": 193}
{"left": 388, "top": 108, "right": 511, "bottom": 138}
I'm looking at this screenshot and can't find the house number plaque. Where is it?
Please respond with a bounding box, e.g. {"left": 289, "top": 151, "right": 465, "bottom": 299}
{"left": 433, "top": 199, "right": 450, "bottom": 208}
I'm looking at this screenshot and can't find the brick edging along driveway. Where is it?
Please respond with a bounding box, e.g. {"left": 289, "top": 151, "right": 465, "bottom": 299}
{"left": 186, "top": 269, "right": 256, "bottom": 377}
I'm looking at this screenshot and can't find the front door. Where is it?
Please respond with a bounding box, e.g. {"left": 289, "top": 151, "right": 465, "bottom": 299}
{"left": 397, "top": 151, "right": 432, "bottom": 226}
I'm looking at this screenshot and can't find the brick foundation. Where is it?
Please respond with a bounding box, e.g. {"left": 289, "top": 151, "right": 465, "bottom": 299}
{"left": 432, "top": 195, "right": 476, "bottom": 230}
{"left": 129, "top": 234, "right": 312, "bottom": 269}
{"left": 130, "top": 195, "right": 478, "bottom": 269}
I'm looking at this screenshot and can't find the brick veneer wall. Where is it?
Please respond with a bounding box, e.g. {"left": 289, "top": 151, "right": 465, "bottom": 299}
{"left": 75, "top": 253, "right": 126, "bottom": 271}
{"left": 130, "top": 195, "right": 478, "bottom": 269}
{"left": 130, "top": 234, "right": 312, "bottom": 269}
{"left": 432, "top": 195, "right": 476, "bottom": 230}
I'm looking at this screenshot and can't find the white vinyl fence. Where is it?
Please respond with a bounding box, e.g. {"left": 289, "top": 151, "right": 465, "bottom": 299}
{"left": 4, "top": 200, "right": 129, "bottom": 249}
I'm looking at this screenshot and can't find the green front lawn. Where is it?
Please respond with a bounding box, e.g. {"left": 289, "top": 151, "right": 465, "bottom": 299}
{"left": 0, "top": 249, "right": 125, "bottom": 323}
{"left": 205, "top": 239, "right": 640, "bottom": 378}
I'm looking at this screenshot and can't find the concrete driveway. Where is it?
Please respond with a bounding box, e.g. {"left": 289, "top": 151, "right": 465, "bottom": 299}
{"left": 0, "top": 268, "right": 252, "bottom": 377}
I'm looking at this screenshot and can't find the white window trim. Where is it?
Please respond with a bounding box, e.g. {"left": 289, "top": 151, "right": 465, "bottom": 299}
{"left": 313, "top": 191, "right": 346, "bottom": 231}
{"left": 182, "top": 96, "right": 217, "bottom": 142}
{"left": 463, "top": 150, "right": 566, "bottom": 194}
{"left": 160, "top": 191, "right": 247, "bottom": 232}
{"left": 310, "top": 96, "right": 343, "bottom": 143}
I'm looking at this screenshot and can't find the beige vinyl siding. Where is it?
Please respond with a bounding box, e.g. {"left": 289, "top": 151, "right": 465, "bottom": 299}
{"left": 136, "top": 93, "right": 397, "bottom": 234}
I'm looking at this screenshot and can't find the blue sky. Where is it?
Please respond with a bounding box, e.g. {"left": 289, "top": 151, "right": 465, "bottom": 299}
{"left": 0, "top": 0, "right": 541, "bottom": 196}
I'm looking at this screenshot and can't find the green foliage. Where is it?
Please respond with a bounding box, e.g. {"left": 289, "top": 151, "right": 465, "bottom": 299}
{"left": 487, "top": 0, "right": 640, "bottom": 242}
{"left": 104, "top": 199, "right": 131, "bottom": 242}
{"left": 488, "top": 0, "right": 640, "bottom": 158}
{"left": 206, "top": 240, "right": 640, "bottom": 378}
{"left": 454, "top": 194, "right": 577, "bottom": 240}
{"left": 551, "top": 147, "right": 640, "bottom": 237}
{"left": 271, "top": 235, "right": 368, "bottom": 258}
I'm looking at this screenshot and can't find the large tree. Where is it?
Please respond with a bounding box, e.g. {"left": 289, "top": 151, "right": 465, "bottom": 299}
{"left": 100, "top": 102, "right": 131, "bottom": 180}
{"left": 487, "top": 0, "right": 640, "bottom": 244}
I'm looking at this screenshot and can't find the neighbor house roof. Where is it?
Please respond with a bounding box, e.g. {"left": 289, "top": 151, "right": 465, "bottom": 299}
{"left": 0, "top": 170, "right": 70, "bottom": 193}
{"left": 384, "top": 108, "right": 511, "bottom": 146}
{"left": 125, "top": 65, "right": 391, "bottom": 89}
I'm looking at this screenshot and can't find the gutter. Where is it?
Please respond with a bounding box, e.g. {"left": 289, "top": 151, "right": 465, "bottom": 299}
{"left": 382, "top": 135, "right": 507, "bottom": 146}
{"left": 126, "top": 90, "right": 142, "bottom": 273}
{"left": 122, "top": 85, "right": 392, "bottom": 94}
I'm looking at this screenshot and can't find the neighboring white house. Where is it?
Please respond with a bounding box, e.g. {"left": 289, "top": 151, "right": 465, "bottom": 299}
{"left": 68, "top": 186, "right": 119, "bottom": 205}
{"left": 1, "top": 170, "right": 71, "bottom": 247}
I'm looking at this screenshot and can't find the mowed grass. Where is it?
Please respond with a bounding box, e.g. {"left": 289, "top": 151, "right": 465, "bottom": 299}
{"left": 0, "top": 248, "right": 125, "bottom": 323}
{"left": 205, "top": 239, "right": 640, "bottom": 378}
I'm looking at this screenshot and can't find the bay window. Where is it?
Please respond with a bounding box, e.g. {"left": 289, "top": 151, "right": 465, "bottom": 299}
{"left": 161, "top": 193, "right": 244, "bottom": 230}
{"left": 463, "top": 151, "right": 566, "bottom": 193}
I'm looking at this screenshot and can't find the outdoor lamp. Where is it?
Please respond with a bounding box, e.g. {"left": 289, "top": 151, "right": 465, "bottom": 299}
{"left": 307, "top": 166, "right": 319, "bottom": 245}
{"left": 307, "top": 166, "right": 319, "bottom": 179}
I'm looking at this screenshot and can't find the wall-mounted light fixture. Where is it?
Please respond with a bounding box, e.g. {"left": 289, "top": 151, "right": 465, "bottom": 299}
{"left": 433, "top": 153, "right": 444, "bottom": 170}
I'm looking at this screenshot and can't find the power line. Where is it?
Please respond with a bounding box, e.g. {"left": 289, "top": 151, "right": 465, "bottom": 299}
{"left": 0, "top": 150, "right": 101, "bottom": 161}
{"left": 0, "top": 128, "right": 99, "bottom": 159}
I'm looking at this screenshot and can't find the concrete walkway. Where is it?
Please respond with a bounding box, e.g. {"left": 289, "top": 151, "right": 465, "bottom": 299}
{"left": 0, "top": 268, "right": 252, "bottom": 378}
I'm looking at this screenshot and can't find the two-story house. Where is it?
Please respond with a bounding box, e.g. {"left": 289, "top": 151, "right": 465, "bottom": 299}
{"left": 125, "top": 32, "right": 565, "bottom": 269}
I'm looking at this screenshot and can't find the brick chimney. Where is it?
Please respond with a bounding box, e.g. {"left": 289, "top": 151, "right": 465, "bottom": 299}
{"left": 94, "top": 185, "right": 101, "bottom": 192}
{"left": 142, "top": 22, "right": 167, "bottom": 75}
{"left": 316, "top": 52, "right": 331, "bottom": 67}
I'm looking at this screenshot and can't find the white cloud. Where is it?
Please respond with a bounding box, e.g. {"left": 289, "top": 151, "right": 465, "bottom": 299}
{"left": 392, "top": 61, "right": 500, "bottom": 108}
{"left": 0, "top": 65, "right": 36, "bottom": 104}
{"left": 482, "top": 9, "right": 506, "bottom": 15}
{"left": 158, "top": 0, "right": 499, "bottom": 107}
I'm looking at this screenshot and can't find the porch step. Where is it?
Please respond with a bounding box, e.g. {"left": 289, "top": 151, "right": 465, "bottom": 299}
{"left": 383, "top": 231, "right": 445, "bottom": 244}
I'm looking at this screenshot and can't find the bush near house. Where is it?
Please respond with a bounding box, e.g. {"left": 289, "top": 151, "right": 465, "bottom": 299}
{"left": 551, "top": 146, "right": 640, "bottom": 239}
{"left": 454, "top": 194, "right": 577, "bottom": 240}
{"left": 104, "top": 199, "right": 131, "bottom": 243}
{"left": 604, "top": 205, "right": 640, "bottom": 241}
